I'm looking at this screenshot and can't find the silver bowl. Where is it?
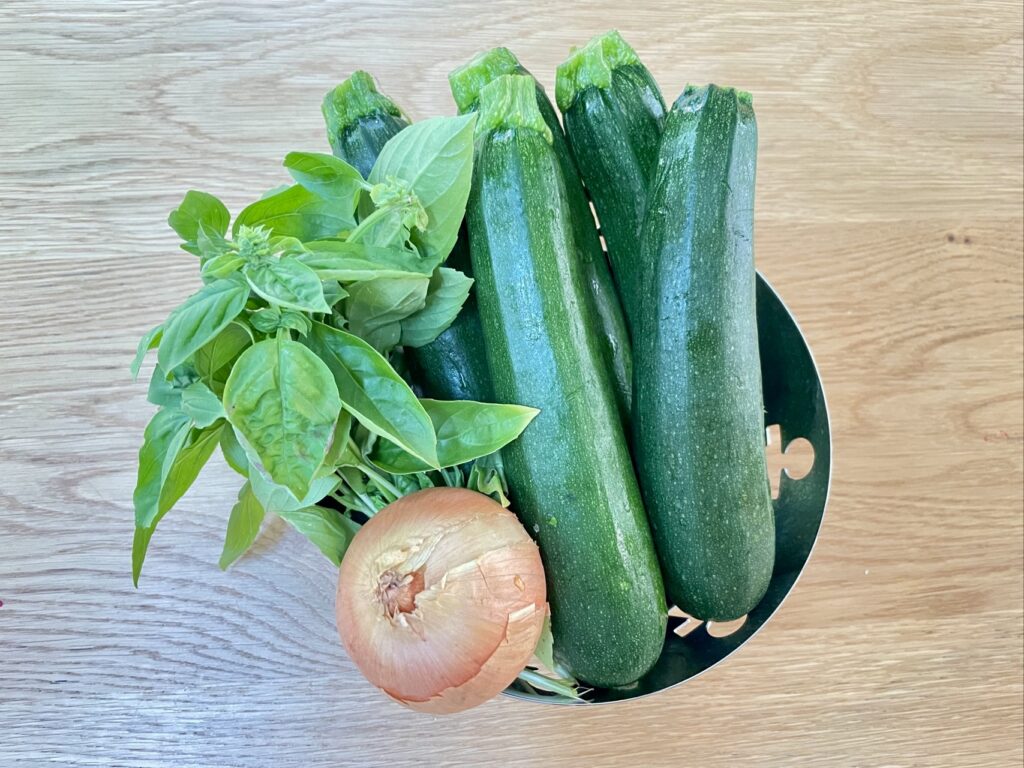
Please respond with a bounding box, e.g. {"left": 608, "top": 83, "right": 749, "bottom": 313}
{"left": 506, "top": 272, "right": 833, "bottom": 704}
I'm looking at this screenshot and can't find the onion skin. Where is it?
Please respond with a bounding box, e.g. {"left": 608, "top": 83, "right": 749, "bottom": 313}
{"left": 336, "top": 487, "right": 547, "bottom": 714}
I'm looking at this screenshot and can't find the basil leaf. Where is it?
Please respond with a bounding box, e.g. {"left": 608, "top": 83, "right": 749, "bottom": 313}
{"left": 370, "top": 399, "right": 538, "bottom": 474}
{"left": 367, "top": 441, "right": 426, "bottom": 475}
{"left": 400, "top": 267, "right": 473, "bottom": 348}
{"left": 346, "top": 276, "right": 429, "bottom": 352}
{"left": 533, "top": 613, "right": 556, "bottom": 672}
{"left": 323, "top": 410, "right": 360, "bottom": 470}
{"left": 261, "top": 183, "right": 293, "bottom": 200}
{"left": 223, "top": 336, "right": 342, "bottom": 498}
{"left": 270, "top": 235, "right": 307, "bottom": 257}
{"left": 277, "top": 505, "right": 360, "bottom": 566}
{"left": 358, "top": 206, "right": 414, "bottom": 251}
{"left": 517, "top": 669, "right": 582, "bottom": 700}
{"left": 130, "top": 324, "right": 162, "bottom": 381}
{"left": 233, "top": 184, "right": 355, "bottom": 240}
{"left": 422, "top": 399, "right": 538, "bottom": 464}
{"left": 284, "top": 152, "right": 364, "bottom": 207}
{"left": 193, "top": 322, "right": 251, "bottom": 384}
{"left": 278, "top": 311, "right": 312, "bottom": 336}
{"left": 158, "top": 423, "right": 224, "bottom": 514}
{"left": 196, "top": 222, "right": 231, "bottom": 262}
{"left": 369, "top": 114, "right": 476, "bottom": 264}
{"left": 181, "top": 381, "right": 226, "bottom": 428}
{"left": 218, "top": 482, "right": 265, "bottom": 570}
{"left": 249, "top": 463, "right": 339, "bottom": 514}
{"left": 304, "top": 321, "right": 438, "bottom": 468}
{"left": 200, "top": 252, "right": 245, "bottom": 281}
{"left": 133, "top": 423, "right": 224, "bottom": 586}
{"left": 394, "top": 472, "right": 434, "bottom": 496}
{"left": 220, "top": 424, "right": 250, "bottom": 477}
{"left": 299, "top": 240, "right": 434, "bottom": 281}
{"left": 147, "top": 365, "right": 180, "bottom": 408}
{"left": 158, "top": 275, "right": 250, "bottom": 373}
{"left": 133, "top": 408, "right": 192, "bottom": 528}
{"left": 249, "top": 307, "right": 313, "bottom": 337}
{"left": 132, "top": 525, "right": 158, "bottom": 587}
{"left": 249, "top": 308, "right": 281, "bottom": 333}
{"left": 322, "top": 281, "right": 348, "bottom": 308}
{"left": 168, "top": 191, "right": 230, "bottom": 254}
{"left": 244, "top": 256, "right": 330, "bottom": 313}
{"left": 467, "top": 452, "right": 511, "bottom": 507}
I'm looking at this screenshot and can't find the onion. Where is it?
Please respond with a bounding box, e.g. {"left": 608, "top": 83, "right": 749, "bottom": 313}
{"left": 336, "top": 487, "right": 547, "bottom": 714}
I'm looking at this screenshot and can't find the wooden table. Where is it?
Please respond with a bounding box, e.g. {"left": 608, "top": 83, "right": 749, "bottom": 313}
{"left": 2, "top": 2, "right": 1021, "bottom": 765}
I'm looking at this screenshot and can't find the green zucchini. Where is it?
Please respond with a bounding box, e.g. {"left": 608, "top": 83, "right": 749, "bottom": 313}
{"left": 320, "top": 73, "right": 489, "bottom": 402}
{"left": 322, "top": 71, "right": 409, "bottom": 179}
{"left": 556, "top": 31, "right": 665, "bottom": 333}
{"left": 450, "top": 48, "right": 633, "bottom": 424}
{"left": 468, "top": 74, "right": 666, "bottom": 687}
{"left": 634, "top": 84, "right": 774, "bottom": 622}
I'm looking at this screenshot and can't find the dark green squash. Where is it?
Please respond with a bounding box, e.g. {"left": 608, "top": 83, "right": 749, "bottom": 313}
{"left": 556, "top": 31, "right": 665, "bottom": 334}
{"left": 468, "top": 74, "right": 666, "bottom": 687}
{"left": 449, "top": 47, "right": 633, "bottom": 425}
{"left": 634, "top": 84, "right": 774, "bottom": 621}
{"left": 322, "top": 71, "right": 409, "bottom": 179}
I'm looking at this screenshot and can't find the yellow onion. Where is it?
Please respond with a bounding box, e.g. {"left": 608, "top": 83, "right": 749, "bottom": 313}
{"left": 336, "top": 487, "right": 547, "bottom": 714}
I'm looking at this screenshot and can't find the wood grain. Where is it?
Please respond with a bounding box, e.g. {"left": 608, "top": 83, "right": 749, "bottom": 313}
{"left": 1, "top": 1, "right": 1021, "bottom": 766}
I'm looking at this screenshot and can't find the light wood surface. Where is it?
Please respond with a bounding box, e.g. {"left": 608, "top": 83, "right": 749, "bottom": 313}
{"left": 2, "top": 1, "right": 1022, "bottom": 766}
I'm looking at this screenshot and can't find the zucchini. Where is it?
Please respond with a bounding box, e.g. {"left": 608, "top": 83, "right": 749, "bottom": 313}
{"left": 556, "top": 31, "right": 665, "bottom": 332}
{"left": 320, "top": 74, "right": 489, "bottom": 402}
{"left": 450, "top": 48, "right": 633, "bottom": 424}
{"left": 468, "top": 74, "right": 666, "bottom": 687}
{"left": 322, "top": 71, "right": 409, "bottom": 179}
{"left": 634, "top": 84, "right": 774, "bottom": 621}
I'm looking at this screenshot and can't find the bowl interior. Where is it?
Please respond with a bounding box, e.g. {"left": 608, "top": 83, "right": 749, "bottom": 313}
{"left": 506, "top": 272, "right": 832, "bottom": 705}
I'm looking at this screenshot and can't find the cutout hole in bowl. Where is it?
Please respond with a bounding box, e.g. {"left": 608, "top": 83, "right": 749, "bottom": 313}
{"left": 706, "top": 615, "right": 748, "bottom": 638}
{"left": 766, "top": 424, "right": 815, "bottom": 498}
{"left": 668, "top": 605, "right": 703, "bottom": 638}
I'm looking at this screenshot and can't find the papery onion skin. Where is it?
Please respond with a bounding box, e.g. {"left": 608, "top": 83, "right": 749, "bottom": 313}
{"left": 336, "top": 487, "right": 547, "bottom": 714}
